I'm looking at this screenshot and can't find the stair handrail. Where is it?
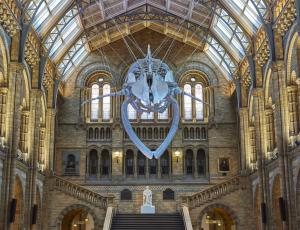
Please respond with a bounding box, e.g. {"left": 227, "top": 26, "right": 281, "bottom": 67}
{"left": 181, "top": 176, "right": 241, "bottom": 208}
{"left": 181, "top": 205, "right": 193, "bottom": 230}
{"left": 50, "top": 175, "right": 114, "bottom": 208}
{"left": 103, "top": 206, "right": 114, "bottom": 230}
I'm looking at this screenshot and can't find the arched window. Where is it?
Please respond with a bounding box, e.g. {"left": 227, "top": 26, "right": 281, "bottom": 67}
{"left": 197, "top": 149, "right": 206, "bottom": 176}
{"left": 128, "top": 104, "right": 137, "bottom": 120}
{"left": 163, "top": 188, "right": 175, "bottom": 200}
{"left": 195, "top": 84, "right": 204, "bottom": 120}
{"left": 89, "top": 149, "right": 98, "bottom": 176}
{"left": 184, "top": 84, "right": 192, "bottom": 120}
{"left": 102, "top": 84, "right": 110, "bottom": 120}
{"left": 125, "top": 150, "right": 134, "bottom": 175}
{"left": 120, "top": 189, "right": 132, "bottom": 200}
{"left": 141, "top": 111, "right": 154, "bottom": 120}
{"left": 185, "top": 149, "right": 193, "bottom": 175}
{"left": 138, "top": 151, "right": 146, "bottom": 175}
{"left": 161, "top": 151, "right": 169, "bottom": 175}
{"left": 95, "top": 128, "right": 99, "bottom": 139}
{"left": 149, "top": 158, "right": 157, "bottom": 175}
{"left": 88, "top": 128, "right": 93, "bottom": 139}
{"left": 91, "top": 84, "right": 99, "bottom": 120}
{"left": 184, "top": 127, "right": 189, "bottom": 139}
{"left": 101, "top": 149, "right": 110, "bottom": 176}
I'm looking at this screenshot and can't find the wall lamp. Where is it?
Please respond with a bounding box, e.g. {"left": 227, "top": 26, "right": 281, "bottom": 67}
{"left": 175, "top": 151, "right": 180, "bottom": 163}
{"left": 115, "top": 151, "right": 120, "bottom": 164}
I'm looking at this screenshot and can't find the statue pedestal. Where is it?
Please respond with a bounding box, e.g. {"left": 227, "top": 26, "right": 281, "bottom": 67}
{"left": 141, "top": 204, "right": 155, "bottom": 214}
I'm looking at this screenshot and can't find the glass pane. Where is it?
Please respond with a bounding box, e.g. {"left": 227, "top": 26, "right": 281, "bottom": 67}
{"left": 195, "top": 84, "right": 204, "bottom": 120}
{"left": 184, "top": 84, "right": 192, "bottom": 120}
{"left": 141, "top": 112, "right": 154, "bottom": 120}
{"left": 158, "top": 108, "right": 168, "bottom": 120}
{"left": 102, "top": 84, "right": 110, "bottom": 120}
{"left": 91, "top": 84, "right": 99, "bottom": 120}
{"left": 128, "top": 104, "right": 137, "bottom": 120}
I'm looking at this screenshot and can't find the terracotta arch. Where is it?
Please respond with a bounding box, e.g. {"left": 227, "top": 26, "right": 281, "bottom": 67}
{"left": 197, "top": 203, "right": 239, "bottom": 230}
{"left": 56, "top": 204, "right": 101, "bottom": 230}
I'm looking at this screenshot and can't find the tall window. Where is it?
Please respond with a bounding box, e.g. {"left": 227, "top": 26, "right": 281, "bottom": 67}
{"left": 158, "top": 108, "right": 168, "bottom": 120}
{"left": 128, "top": 104, "right": 137, "bottom": 120}
{"left": 184, "top": 84, "right": 192, "bottom": 120}
{"left": 91, "top": 84, "right": 99, "bottom": 120}
{"left": 102, "top": 84, "right": 110, "bottom": 120}
{"left": 195, "top": 84, "right": 204, "bottom": 120}
{"left": 141, "top": 112, "right": 154, "bottom": 120}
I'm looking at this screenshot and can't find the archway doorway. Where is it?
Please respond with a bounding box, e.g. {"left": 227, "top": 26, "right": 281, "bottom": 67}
{"left": 11, "top": 175, "right": 24, "bottom": 230}
{"left": 272, "top": 175, "right": 283, "bottom": 230}
{"left": 61, "top": 208, "right": 95, "bottom": 230}
{"left": 200, "top": 207, "right": 236, "bottom": 230}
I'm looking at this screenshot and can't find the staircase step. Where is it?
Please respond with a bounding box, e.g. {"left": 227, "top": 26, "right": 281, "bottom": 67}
{"left": 111, "top": 213, "right": 185, "bottom": 230}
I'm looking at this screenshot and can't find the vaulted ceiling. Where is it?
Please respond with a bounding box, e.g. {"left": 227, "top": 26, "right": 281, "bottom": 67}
{"left": 23, "top": 0, "right": 269, "bottom": 81}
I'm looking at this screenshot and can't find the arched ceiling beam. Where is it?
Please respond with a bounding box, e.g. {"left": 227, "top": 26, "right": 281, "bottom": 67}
{"left": 218, "top": 0, "right": 255, "bottom": 37}
{"left": 41, "top": 1, "right": 76, "bottom": 39}
{"left": 248, "top": 0, "right": 275, "bottom": 61}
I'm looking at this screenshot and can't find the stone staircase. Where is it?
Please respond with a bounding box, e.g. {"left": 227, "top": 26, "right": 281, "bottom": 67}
{"left": 50, "top": 175, "right": 114, "bottom": 208}
{"left": 182, "top": 176, "right": 242, "bottom": 208}
{"left": 111, "top": 213, "right": 185, "bottom": 230}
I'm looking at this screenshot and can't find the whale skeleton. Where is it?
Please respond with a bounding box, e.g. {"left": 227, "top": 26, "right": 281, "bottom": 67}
{"left": 82, "top": 45, "right": 207, "bottom": 159}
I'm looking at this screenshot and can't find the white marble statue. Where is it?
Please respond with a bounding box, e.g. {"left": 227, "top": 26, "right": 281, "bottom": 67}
{"left": 141, "top": 186, "right": 155, "bottom": 213}
{"left": 143, "top": 186, "right": 152, "bottom": 206}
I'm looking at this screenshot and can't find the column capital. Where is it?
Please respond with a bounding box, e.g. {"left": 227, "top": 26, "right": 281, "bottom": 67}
{"left": 9, "top": 62, "right": 25, "bottom": 73}
{"left": 272, "top": 60, "right": 285, "bottom": 72}
{"left": 252, "top": 87, "right": 264, "bottom": 97}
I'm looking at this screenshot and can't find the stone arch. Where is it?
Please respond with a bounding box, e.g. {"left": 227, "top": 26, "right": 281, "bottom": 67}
{"left": 197, "top": 203, "right": 239, "bottom": 229}
{"left": 285, "top": 30, "right": 300, "bottom": 85}
{"left": 56, "top": 204, "right": 101, "bottom": 230}
{"left": 76, "top": 62, "right": 118, "bottom": 88}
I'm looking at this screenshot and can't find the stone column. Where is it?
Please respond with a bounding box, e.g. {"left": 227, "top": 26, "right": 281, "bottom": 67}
{"left": 45, "top": 108, "right": 56, "bottom": 171}
{"left": 24, "top": 89, "right": 42, "bottom": 229}
{"left": 239, "top": 108, "right": 249, "bottom": 171}
{"left": 134, "top": 150, "right": 138, "bottom": 179}
{"left": 193, "top": 148, "right": 198, "bottom": 178}
{"left": 287, "top": 85, "right": 298, "bottom": 139}
{"left": 272, "top": 61, "right": 293, "bottom": 229}
{"left": 253, "top": 88, "right": 269, "bottom": 230}
{"left": 0, "top": 63, "right": 23, "bottom": 229}
{"left": 157, "top": 158, "right": 161, "bottom": 179}
{"left": 0, "top": 87, "right": 8, "bottom": 138}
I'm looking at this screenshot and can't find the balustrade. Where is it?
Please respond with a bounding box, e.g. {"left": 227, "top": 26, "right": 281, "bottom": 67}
{"left": 52, "top": 175, "right": 113, "bottom": 208}
{"left": 182, "top": 176, "right": 240, "bottom": 208}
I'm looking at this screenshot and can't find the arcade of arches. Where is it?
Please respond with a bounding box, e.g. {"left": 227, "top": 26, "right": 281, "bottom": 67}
{"left": 0, "top": 0, "right": 300, "bottom": 230}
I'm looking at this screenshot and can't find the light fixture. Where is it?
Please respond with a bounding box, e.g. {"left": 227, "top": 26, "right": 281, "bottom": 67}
{"left": 115, "top": 151, "right": 120, "bottom": 163}
{"left": 175, "top": 151, "right": 180, "bottom": 163}
{"left": 98, "top": 78, "right": 103, "bottom": 82}
{"left": 73, "top": 224, "right": 77, "bottom": 227}
{"left": 84, "top": 218, "right": 89, "bottom": 222}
